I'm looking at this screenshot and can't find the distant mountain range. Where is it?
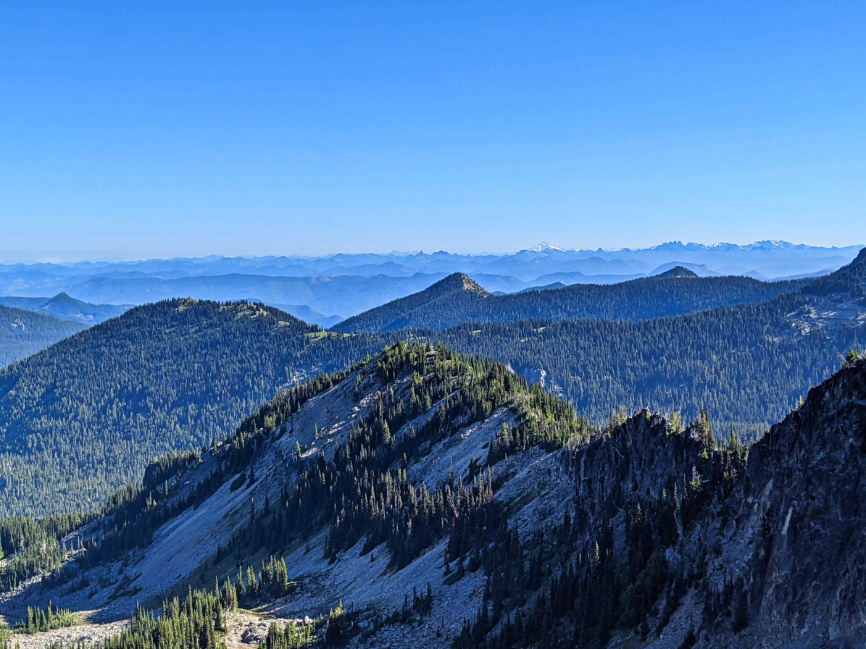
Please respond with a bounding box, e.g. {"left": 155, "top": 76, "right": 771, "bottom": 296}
{"left": 0, "top": 242, "right": 860, "bottom": 325}
{"left": 0, "top": 292, "right": 129, "bottom": 324}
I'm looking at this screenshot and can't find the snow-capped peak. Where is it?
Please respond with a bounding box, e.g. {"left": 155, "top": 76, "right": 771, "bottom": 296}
{"left": 529, "top": 242, "right": 564, "bottom": 252}
{"left": 746, "top": 240, "right": 793, "bottom": 250}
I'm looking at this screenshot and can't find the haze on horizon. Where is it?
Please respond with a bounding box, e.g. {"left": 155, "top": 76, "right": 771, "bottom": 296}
{"left": 1, "top": 239, "right": 864, "bottom": 268}
{"left": 2, "top": 1, "right": 864, "bottom": 261}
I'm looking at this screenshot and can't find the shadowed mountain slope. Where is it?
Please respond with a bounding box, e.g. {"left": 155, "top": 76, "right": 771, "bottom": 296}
{"left": 653, "top": 265, "right": 700, "bottom": 279}
{"left": 335, "top": 273, "right": 491, "bottom": 332}
{"left": 452, "top": 355, "right": 866, "bottom": 649}
{"left": 0, "top": 304, "right": 86, "bottom": 368}
{"left": 803, "top": 245, "right": 866, "bottom": 299}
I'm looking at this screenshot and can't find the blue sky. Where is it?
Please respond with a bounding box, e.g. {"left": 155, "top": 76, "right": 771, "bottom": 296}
{"left": 1, "top": 1, "right": 864, "bottom": 261}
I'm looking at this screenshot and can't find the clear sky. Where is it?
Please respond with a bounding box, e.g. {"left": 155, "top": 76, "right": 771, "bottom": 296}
{"left": 1, "top": 1, "right": 864, "bottom": 261}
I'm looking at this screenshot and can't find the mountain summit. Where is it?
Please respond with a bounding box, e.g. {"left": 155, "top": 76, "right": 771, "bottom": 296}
{"left": 335, "top": 269, "right": 805, "bottom": 334}
{"left": 425, "top": 272, "right": 490, "bottom": 298}
{"left": 334, "top": 273, "right": 490, "bottom": 332}
{"left": 653, "top": 265, "right": 700, "bottom": 279}
{"left": 528, "top": 242, "right": 566, "bottom": 252}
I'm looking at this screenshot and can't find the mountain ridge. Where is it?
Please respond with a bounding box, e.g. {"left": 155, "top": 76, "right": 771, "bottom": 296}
{"left": 1, "top": 243, "right": 859, "bottom": 314}
{"left": 335, "top": 268, "right": 810, "bottom": 333}
{"left": 0, "top": 298, "right": 386, "bottom": 517}
{"left": 3, "top": 347, "right": 865, "bottom": 648}
{"left": 653, "top": 265, "right": 700, "bottom": 279}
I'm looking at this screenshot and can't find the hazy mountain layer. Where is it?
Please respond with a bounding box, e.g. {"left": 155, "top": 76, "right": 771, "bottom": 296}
{"left": 2, "top": 240, "right": 859, "bottom": 282}
{"left": 0, "top": 242, "right": 858, "bottom": 322}
{"left": 0, "top": 293, "right": 129, "bottom": 325}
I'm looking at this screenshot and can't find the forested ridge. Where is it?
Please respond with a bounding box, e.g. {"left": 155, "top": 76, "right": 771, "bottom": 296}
{"left": 0, "top": 299, "right": 388, "bottom": 517}
{"left": 335, "top": 271, "right": 808, "bottom": 333}
{"left": 436, "top": 292, "right": 863, "bottom": 430}
{"left": 802, "top": 247, "right": 866, "bottom": 298}
{"left": 209, "top": 342, "right": 588, "bottom": 573}
{"left": 2, "top": 342, "right": 589, "bottom": 647}
{"left": 0, "top": 305, "right": 85, "bottom": 368}
{"left": 343, "top": 253, "right": 866, "bottom": 430}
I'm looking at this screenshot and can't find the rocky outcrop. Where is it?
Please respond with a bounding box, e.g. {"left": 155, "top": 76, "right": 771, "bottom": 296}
{"left": 558, "top": 360, "right": 866, "bottom": 647}
{"left": 706, "top": 357, "right": 866, "bottom": 645}
{"left": 571, "top": 410, "right": 718, "bottom": 512}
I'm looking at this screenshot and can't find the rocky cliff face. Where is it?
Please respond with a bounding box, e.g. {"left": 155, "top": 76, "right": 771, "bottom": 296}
{"left": 499, "top": 359, "right": 866, "bottom": 648}
{"left": 571, "top": 410, "right": 720, "bottom": 517}
{"left": 704, "top": 356, "right": 866, "bottom": 646}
